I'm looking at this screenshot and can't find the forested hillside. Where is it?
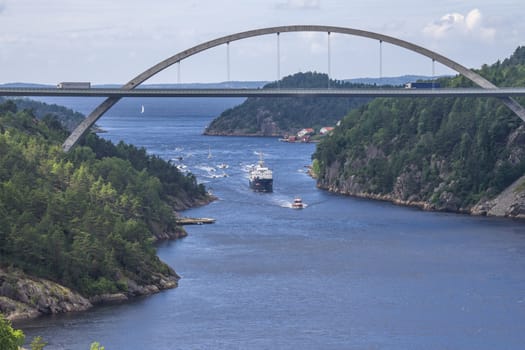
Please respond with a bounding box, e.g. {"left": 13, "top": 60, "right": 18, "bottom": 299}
{"left": 204, "top": 72, "right": 372, "bottom": 136}
{"left": 0, "top": 97, "right": 86, "bottom": 131}
{"left": 0, "top": 101, "right": 211, "bottom": 319}
{"left": 313, "top": 46, "right": 525, "bottom": 215}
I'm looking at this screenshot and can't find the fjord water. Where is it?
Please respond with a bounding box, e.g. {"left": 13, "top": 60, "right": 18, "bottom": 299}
{"left": 18, "top": 99, "right": 525, "bottom": 349}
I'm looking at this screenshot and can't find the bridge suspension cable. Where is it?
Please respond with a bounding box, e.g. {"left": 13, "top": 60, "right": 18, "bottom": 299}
{"left": 277, "top": 32, "right": 281, "bottom": 88}
{"left": 327, "top": 32, "right": 331, "bottom": 88}
{"left": 379, "top": 40, "right": 383, "bottom": 86}
{"left": 226, "top": 42, "right": 231, "bottom": 82}
{"left": 432, "top": 59, "right": 436, "bottom": 89}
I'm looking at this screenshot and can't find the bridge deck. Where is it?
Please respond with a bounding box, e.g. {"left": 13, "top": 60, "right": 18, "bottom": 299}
{"left": 1, "top": 87, "right": 525, "bottom": 98}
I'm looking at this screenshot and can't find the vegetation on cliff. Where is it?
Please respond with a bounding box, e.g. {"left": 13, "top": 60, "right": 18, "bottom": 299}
{"left": 0, "top": 100, "right": 210, "bottom": 309}
{"left": 204, "top": 72, "right": 372, "bottom": 136}
{"left": 313, "top": 46, "right": 525, "bottom": 213}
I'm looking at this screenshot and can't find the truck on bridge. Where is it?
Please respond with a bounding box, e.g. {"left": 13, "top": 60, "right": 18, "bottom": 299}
{"left": 57, "top": 82, "right": 91, "bottom": 89}
{"left": 404, "top": 82, "right": 440, "bottom": 89}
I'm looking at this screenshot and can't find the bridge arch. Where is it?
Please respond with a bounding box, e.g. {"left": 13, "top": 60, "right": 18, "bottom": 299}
{"left": 63, "top": 24, "right": 525, "bottom": 151}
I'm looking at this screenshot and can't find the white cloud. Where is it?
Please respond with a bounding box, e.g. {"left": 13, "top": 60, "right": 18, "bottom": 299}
{"left": 0, "top": 1, "right": 521, "bottom": 83}
{"left": 296, "top": 32, "right": 328, "bottom": 55}
{"left": 0, "top": 34, "right": 21, "bottom": 44}
{"left": 423, "top": 8, "right": 496, "bottom": 42}
{"left": 275, "top": 0, "right": 320, "bottom": 10}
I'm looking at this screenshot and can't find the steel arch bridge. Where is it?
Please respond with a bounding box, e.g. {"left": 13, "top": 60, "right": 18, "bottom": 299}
{"left": 62, "top": 25, "right": 525, "bottom": 152}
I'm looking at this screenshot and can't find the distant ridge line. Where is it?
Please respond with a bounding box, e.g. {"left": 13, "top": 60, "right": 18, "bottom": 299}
{"left": 0, "top": 75, "right": 444, "bottom": 89}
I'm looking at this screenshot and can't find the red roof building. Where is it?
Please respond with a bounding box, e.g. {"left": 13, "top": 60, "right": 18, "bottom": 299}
{"left": 320, "top": 127, "right": 334, "bottom": 135}
{"left": 297, "top": 128, "right": 315, "bottom": 138}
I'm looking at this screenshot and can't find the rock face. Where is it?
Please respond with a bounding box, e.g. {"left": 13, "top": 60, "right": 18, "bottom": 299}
{"left": 319, "top": 167, "right": 525, "bottom": 218}
{"left": 315, "top": 117, "right": 525, "bottom": 218}
{"left": 0, "top": 197, "right": 206, "bottom": 321}
{"left": 471, "top": 175, "right": 525, "bottom": 218}
{"left": 204, "top": 109, "right": 283, "bottom": 137}
{"left": 87, "top": 272, "right": 179, "bottom": 304}
{"left": 0, "top": 269, "right": 92, "bottom": 321}
{"left": 317, "top": 157, "right": 525, "bottom": 218}
{"left": 0, "top": 267, "right": 180, "bottom": 321}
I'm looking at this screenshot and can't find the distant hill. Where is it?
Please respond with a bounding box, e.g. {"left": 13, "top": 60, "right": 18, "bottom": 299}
{"left": 0, "top": 82, "right": 257, "bottom": 118}
{"left": 345, "top": 75, "right": 449, "bottom": 86}
{"left": 203, "top": 72, "right": 374, "bottom": 137}
{"left": 0, "top": 77, "right": 441, "bottom": 133}
{"left": 0, "top": 82, "right": 52, "bottom": 88}
{"left": 0, "top": 95, "right": 87, "bottom": 131}
{"left": 0, "top": 81, "right": 267, "bottom": 89}
{"left": 1, "top": 76, "right": 441, "bottom": 89}
{"left": 133, "top": 81, "right": 267, "bottom": 89}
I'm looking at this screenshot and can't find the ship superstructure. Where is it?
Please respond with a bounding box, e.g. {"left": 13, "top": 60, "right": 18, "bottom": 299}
{"left": 249, "top": 154, "right": 273, "bottom": 192}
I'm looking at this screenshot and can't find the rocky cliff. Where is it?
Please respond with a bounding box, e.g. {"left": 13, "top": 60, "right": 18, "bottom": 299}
{"left": 0, "top": 269, "right": 91, "bottom": 321}
{"left": 472, "top": 174, "right": 525, "bottom": 218}
{"left": 0, "top": 267, "right": 179, "bottom": 321}
{"left": 313, "top": 47, "right": 525, "bottom": 218}
{"left": 315, "top": 122, "right": 525, "bottom": 218}
{"left": 318, "top": 171, "right": 525, "bottom": 219}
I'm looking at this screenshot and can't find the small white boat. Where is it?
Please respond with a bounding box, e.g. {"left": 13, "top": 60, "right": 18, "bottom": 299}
{"left": 141, "top": 104, "right": 145, "bottom": 114}
{"left": 292, "top": 197, "right": 304, "bottom": 209}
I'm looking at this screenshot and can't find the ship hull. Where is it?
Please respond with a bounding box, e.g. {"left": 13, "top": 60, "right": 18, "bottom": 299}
{"left": 249, "top": 178, "right": 273, "bottom": 192}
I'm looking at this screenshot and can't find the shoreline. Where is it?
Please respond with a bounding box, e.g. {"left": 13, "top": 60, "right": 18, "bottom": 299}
{"left": 2, "top": 267, "right": 180, "bottom": 323}
{"left": 2, "top": 196, "right": 217, "bottom": 323}
{"left": 309, "top": 165, "right": 525, "bottom": 220}
{"left": 6, "top": 171, "right": 522, "bottom": 322}
{"left": 317, "top": 182, "right": 525, "bottom": 220}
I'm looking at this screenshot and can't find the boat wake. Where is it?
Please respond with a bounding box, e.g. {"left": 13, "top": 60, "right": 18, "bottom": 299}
{"left": 274, "top": 197, "right": 308, "bottom": 209}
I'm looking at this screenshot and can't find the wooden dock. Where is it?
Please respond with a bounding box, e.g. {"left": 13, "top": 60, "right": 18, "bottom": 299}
{"left": 176, "top": 217, "right": 216, "bottom": 225}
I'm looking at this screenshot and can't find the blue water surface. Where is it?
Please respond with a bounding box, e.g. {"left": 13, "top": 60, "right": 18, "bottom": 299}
{"left": 17, "top": 98, "right": 525, "bottom": 349}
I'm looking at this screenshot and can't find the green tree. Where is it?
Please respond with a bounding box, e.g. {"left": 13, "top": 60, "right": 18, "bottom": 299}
{"left": 312, "top": 46, "right": 525, "bottom": 210}
{"left": 0, "top": 100, "right": 205, "bottom": 299}
{"left": 90, "top": 341, "right": 105, "bottom": 350}
{"left": 0, "top": 314, "right": 25, "bottom": 350}
{"left": 205, "top": 72, "right": 372, "bottom": 136}
{"left": 30, "top": 336, "right": 47, "bottom": 350}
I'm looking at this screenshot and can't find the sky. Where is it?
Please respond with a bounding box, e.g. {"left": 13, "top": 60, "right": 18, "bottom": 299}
{"left": 1, "top": 0, "right": 524, "bottom": 85}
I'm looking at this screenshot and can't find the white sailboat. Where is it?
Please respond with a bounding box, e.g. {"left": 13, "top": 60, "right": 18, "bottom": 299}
{"left": 140, "top": 104, "right": 145, "bottom": 114}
